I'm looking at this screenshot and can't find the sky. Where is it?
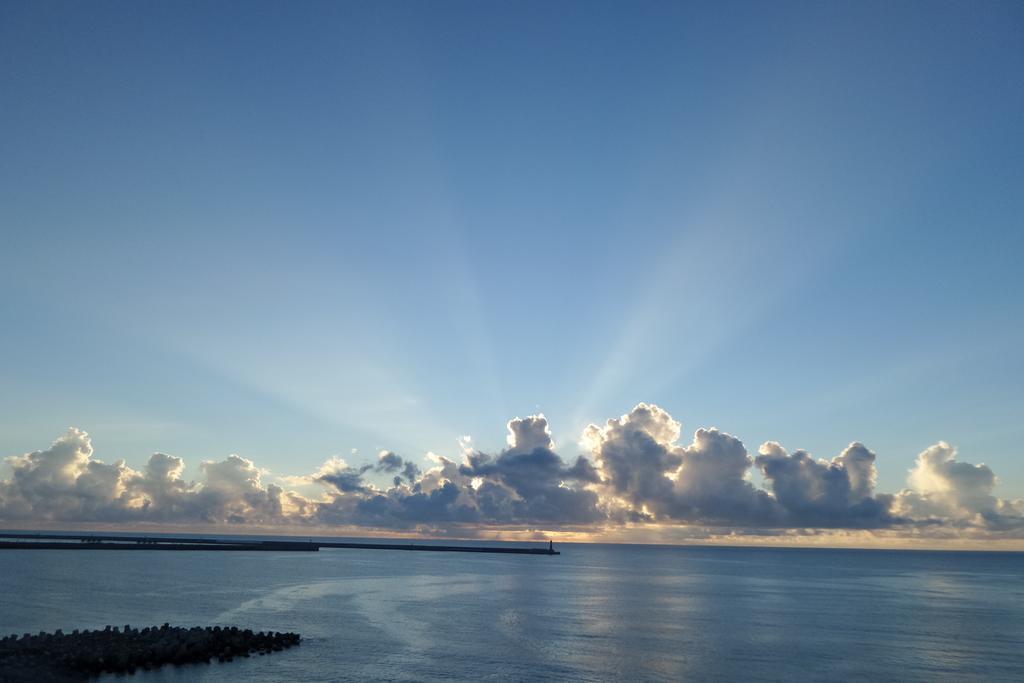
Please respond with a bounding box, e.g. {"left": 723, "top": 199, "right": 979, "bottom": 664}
{"left": 1, "top": 1, "right": 1023, "bottom": 545}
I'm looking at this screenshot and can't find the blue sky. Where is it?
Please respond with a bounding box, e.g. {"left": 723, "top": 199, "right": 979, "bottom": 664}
{"left": 2, "top": 0, "right": 1023, "bottom": 509}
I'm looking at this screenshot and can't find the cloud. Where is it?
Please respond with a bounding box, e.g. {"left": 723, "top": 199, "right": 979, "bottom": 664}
{"left": 314, "top": 450, "right": 423, "bottom": 494}
{"left": 666, "top": 428, "right": 777, "bottom": 525}
{"left": 315, "top": 458, "right": 373, "bottom": 494}
{"left": 0, "top": 429, "right": 311, "bottom": 525}
{"left": 893, "top": 442, "right": 1024, "bottom": 532}
{"left": 195, "top": 455, "right": 290, "bottom": 524}
{"left": 457, "top": 415, "right": 603, "bottom": 525}
{"left": 316, "top": 415, "right": 603, "bottom": 529}
{"left": 1, "top": 405, "right": 1021, "bottom": 540}
{"left": 754, "top": 442, "right": 897, "bottom": 528}
{"left": 376, "top": 450, "right": 421, "bottom": 485}
{"left": 0, "top": 428, "right": 140, "bottom": 521}
{"left": 583, "top": 403, "right": 684, "bottom": 513}
{"left": 581, "top": 405, "right": 889, "bottom": 528}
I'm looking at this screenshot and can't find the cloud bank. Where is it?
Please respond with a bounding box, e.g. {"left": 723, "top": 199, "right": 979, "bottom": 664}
{"left": 2, "top": 404, "right": 1021, "bottom": 542}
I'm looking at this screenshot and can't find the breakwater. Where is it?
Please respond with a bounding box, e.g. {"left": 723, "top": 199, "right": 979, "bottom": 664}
{"left": 318, "top": 540, "right": 559, "bottom": 554}
{"left": 0, "top": 624, "right": 300, "bottom": 681}
{"left": 0, "top": 540, "right": 319, "bottom": 551}
{"left": 0, "top": 532, "right": 560, "bottom": 555}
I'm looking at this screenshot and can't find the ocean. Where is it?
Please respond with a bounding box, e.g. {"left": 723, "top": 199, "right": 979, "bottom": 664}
{"left": 1, "top": 541, "right": 1022, "bottom": 681}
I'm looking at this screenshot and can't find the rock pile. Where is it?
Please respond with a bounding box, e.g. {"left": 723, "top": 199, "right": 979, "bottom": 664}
{"left": 0, "top": 624, "right": 300, "bottom": 681}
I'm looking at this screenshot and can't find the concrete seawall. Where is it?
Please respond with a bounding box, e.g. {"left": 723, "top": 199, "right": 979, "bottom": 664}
{"left": 0, "top": 532, "right": 559, "bottom": 555}
{"left": 0, "top": 540, "right": 320, "bottom": 551}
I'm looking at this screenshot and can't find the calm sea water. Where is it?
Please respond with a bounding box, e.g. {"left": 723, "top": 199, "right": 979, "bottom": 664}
{"left": 1, "top": 540, "right": 1022, "bottom": 681}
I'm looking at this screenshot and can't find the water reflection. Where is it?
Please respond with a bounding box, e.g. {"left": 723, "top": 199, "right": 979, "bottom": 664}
{"left": 0, "top": 546, "right": 1020, "bottom": 682}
